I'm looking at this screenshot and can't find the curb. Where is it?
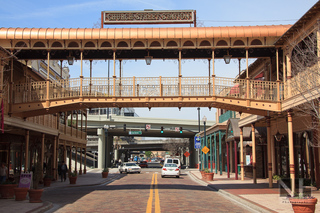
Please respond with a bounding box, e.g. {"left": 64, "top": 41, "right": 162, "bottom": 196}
{"left": 29, "top": 173, "right": 122, "bottom": 213}
{"left": 28, "top": 201, "right": 53, "bottom": 213}
{"left": 42, "top": 173, "right": 121, "bottom": 190}
{"left": 188, "top": 171, "right": 272, "bottom": 213}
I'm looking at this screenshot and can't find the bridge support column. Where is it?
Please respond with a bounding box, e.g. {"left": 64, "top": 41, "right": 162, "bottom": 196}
{"left": 106, "top": 134, "right": 113, "bottom": 168}
{"left": 188, "top": 137, "right": 197, "bottom": 168}
{"left": 97, "top": 128, "right": 105, "bottom": 169}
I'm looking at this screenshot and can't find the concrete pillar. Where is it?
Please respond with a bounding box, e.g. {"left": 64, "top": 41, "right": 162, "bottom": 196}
{"left": 97, "top": 128, "right": 105, "bottom": 169}
{"left": 106, "top": 134, "right": 113, "bottom": 168}
{"left": 79, "top": 147, "right": 83, "bottom": 175}
{"left": 189, "top": 137, "right": 196, "bottom": 168}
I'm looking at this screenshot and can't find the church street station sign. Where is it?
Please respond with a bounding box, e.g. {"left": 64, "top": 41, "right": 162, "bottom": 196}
{"left": 101, "top": 10, "right": 195, "bottom": 26}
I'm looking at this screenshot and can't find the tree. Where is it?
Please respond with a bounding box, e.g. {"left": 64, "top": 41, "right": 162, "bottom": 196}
{"left": 286, "top": 21, "right": 320, "bottom": 146}
{"left": 162, "top": 138, "right": 189, "bottom": 157}
{"left": 145, "top": 151, "right": 152, "bottom": 158}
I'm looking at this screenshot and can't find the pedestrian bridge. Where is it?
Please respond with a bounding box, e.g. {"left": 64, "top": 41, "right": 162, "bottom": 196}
{"left": 12, "top": 76, "right": 281, "bottom": 117}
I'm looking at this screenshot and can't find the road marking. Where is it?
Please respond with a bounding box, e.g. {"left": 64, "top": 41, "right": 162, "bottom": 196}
{"left": 154, "top": 174, "right": 161, "bottom": 213}
{"left": 146, "top": 173, "right": 161, "bottom": 213}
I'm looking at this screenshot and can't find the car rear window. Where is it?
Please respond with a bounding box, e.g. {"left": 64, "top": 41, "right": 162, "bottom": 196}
{"left": 167, "top": 159, "right": 173, "bottom": 163}
{"left": 126, "top": 163, "right": 137, "bottom": 166}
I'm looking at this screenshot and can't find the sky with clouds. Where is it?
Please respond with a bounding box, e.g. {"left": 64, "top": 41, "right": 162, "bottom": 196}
{"left": 0, "top": 0, "right": 318, "bottom": 122}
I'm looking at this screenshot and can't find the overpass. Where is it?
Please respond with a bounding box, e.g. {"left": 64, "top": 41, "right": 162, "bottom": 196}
{"left": 85, "top": 113, "right": 215, "bottom": 168}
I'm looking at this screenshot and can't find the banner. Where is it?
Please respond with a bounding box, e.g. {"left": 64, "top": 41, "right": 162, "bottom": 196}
{"left": 19, "top": 172, "right": 32, "bottom": 188}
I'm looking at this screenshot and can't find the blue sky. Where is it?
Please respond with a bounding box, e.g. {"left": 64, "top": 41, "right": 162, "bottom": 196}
{"left": 0, "top": 0, "right": 318, "bottom": 122}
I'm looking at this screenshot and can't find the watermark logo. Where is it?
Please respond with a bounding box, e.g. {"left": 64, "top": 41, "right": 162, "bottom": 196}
{"left": 278, "top": 178, "right": 313, "bottom": 204}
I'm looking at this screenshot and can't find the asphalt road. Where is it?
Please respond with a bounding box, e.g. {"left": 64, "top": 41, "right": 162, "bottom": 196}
{"left": 43, "top": 169, "right": 253, "bottom": 213}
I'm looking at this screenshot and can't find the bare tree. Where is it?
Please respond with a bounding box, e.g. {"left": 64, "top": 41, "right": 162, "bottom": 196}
{"left": 287, "top": 21, "right": 320, "bottom": 146}
{"left": 162, "top": 138, "right": 189, "bottom": 157}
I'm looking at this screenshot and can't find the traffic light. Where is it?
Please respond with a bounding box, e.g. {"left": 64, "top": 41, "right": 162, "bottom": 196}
{"left": 161, "top": 126, "right": 164, "bottom": 133}
{"left": 179, "top": 127, "right": 183, "bottom": 133}
{"left": 123, "top": 124, "right": 126, "bottom": 131}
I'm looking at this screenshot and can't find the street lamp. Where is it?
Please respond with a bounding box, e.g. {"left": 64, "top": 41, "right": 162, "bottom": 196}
{"left": 202, "top": 116, "right": 207, "bottom": 169}
{"left": 223, "top": 50, "right": 232, "bottom": 64}
{"left": 145, "top": 51, "right": 152, "bottom": 65}
{"left": 67, "top": 51, "right": 74, "bottom": 65}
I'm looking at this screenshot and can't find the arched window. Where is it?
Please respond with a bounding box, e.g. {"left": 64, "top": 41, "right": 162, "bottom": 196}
{"left": 150, "top": 41, "right": 161, "bottom": 47}
{"left": 199, "top": 40, "right": 211, "bottom": 46}
{"left": 167, "top": 41, "right": 178, "bottom": 47}
{"left": 117, "top": 41, "right": 128, "bottom": 47}
{"left": 101, "top": 41, "right": 112, "bottom": 47}
{"left": 183, "top": 40, "right": 194, "bottom": 47}
{"left": 68, "top": 42, "right": 79, "bottom": 47}
{"left": 251, "top": 39, "right": 262, "bottom": 45}
{"left": 33, "top": 42, "right": 45, "bottom": 48}
{"left": 133, "top": 41, "right": 145, "bottom": 47}
{"left": 52, "top": 42, "right": 62, "bottom": 47}
{"left": 233, "top": 40, "right": 245, "bottom": 46}
{"left": 15, "top": 41, "right": 27, "bottom": 47}
{"left": 216, "top": 40, "right": 228, "bottom": 46}
{"left": 84, "top": 42, "right": 95, "bottom": 47}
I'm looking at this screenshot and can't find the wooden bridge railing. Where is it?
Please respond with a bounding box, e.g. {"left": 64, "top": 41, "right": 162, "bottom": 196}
{"left": 13, "top": 76, "right": 282, "bottom": 104}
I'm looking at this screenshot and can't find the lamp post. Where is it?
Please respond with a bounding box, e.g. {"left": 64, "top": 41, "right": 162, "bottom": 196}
{"left": 198, "top": 107, "right": 200, "bottom": 171}
{"left": 202, "top": 115, "right": 207, "bottom": 169}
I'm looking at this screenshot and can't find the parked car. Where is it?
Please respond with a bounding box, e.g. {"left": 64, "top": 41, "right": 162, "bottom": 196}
{"left": 161, "top": 163, "right": 180, "bottom": 178}
{"left": 164, "top": 158, "right": 181, "bottom": 168}
{"left": 119, "top": 162, "right": 141, "bottom": 174}
{"left": 139, "top": 161, "right": 148, "bottom": 168}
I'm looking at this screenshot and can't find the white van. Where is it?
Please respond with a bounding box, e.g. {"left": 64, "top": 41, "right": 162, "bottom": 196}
{"left": 164, "top": 158, "right": 181, "bottom": 168}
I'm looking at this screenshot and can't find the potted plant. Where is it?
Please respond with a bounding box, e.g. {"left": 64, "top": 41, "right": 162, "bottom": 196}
{"left": 102, "top": 168, "right": 109, "bottom": 178}
{"left": 43, "top": 174, "right": 53, "bottom": 187}
{"left": 28, "top": 161, "right": 44, "bottom": 203}
{"left": 69, "top": 170, "right": 77, "bottom": 184}
{"left": 289, "top": 193, "right": 318, "bottom": 213}
{"left": 203, "top": 168, "right": 214, "bottom": 181}
{"left": 200, "top": 169, "right": 206, "bottom": 179}
{"left": 0, "top": 179, "right": 18, "bottom": 199}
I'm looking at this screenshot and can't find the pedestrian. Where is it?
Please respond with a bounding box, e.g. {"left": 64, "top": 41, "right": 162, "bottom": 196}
{"left": 60, "top": 161, "right": 68, "bottom": 182}
{"left": 0, "top": 162, "right": 8, "bottom": 184}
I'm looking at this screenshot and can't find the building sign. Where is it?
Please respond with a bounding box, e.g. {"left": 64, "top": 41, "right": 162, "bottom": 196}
{"left": 101, "top": 10, "right": 195, "bottom": 26}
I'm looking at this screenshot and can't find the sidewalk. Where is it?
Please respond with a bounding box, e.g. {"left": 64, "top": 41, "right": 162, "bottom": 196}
{"left": 188, "top": 169, "right": 320, "bottom": 213}
{"left": 0, "top": 168, "right": 121, "bottom": 213}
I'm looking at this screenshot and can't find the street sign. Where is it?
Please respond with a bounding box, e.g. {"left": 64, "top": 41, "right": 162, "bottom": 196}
{"left": 194, "top": 135, "right": 201, "bottom": 149}
{"left": 146, "top": 124, "right": 151, "bottom": 129}
{"left": 184, "top": 151, "right": 190, "bottom": 157}
{"left": 202, "top": 146, "right": 210, "bottom": 154}
{"left": 129, "top": 131, "right": 142, "bottom": 135}
{"left": 175, "top": 127, "right": 180, "bottom": 132}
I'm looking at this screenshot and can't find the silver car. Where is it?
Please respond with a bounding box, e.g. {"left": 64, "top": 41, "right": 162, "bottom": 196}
{"left": 119, "top": 162, "right": 141, "bottom": 174}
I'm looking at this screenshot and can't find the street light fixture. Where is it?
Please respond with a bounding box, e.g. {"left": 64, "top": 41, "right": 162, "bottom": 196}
{"left": 223, "top": 50, "right": 232, "bottom": 64}
{"left": 145, "top": 51, "right": 152, "bottom": 65}
{"left": 67, "top": 51, "right": 74, "bottom": 65}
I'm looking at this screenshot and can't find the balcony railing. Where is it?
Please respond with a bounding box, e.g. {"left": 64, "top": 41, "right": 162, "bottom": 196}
{"left": 13, "top": 76, "right": 282, "bottom": 103}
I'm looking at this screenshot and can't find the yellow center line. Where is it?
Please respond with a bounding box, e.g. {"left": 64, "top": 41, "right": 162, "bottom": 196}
{"left": 146, "top": 173, "right": 154, "bottom": 213}
{"left": 146, "top": 173, "right": 161, "bottom": 213}
{"left": 154, "top": 173, "right": 161, "bottom": 213}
